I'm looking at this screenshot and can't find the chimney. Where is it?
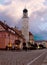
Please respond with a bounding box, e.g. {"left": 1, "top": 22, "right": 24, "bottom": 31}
{"left": 4, "top": 20, "right": 6, "bottom": 24}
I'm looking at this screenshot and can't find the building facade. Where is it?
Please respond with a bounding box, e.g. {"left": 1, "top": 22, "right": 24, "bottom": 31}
{"left": 29, "top": 32, "right": 34, "bottom": 44}
{"left": 0, "top": 10, "right": 34, "bottom": 49}
{"left": 0, "top": 21, "right": 24, "bottom": 49}
{"left": 22, "top": 8, "right": 29, "bottom": 47}
{"left": 35, "top": 40, "right": 47, "bottom": 48}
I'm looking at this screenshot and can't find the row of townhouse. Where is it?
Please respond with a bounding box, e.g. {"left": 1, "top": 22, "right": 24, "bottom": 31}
{"left": 0, "top": 21, "right": 34, "bottom": 49}
{"left": 35, "top": 40, "right": 47, "bottom": 48}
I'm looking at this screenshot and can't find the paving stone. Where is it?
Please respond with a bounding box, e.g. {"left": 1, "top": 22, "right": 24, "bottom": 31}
{"left": 43, "top": 60, "right": 47, "bottom": 63}
{"left": 42, "top": 64, "right": 47, "bottom": 65}
{"left": 41, "top": 54, "right": 47, "bottom": 65}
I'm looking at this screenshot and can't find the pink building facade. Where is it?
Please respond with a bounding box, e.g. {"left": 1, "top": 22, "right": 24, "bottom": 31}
{"left": 0, "top": 21, "right": 24, "bottom": 49}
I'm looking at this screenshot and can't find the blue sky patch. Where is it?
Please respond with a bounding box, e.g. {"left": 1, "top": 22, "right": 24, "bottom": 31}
{"left": 0, "top": 0, "right": 11, "bottom": 5}
{"left": 0, "top": 0, "right": 4, "bottom": 4}
{"left": 43, "top": 0, "right": 47, "bottom": 6}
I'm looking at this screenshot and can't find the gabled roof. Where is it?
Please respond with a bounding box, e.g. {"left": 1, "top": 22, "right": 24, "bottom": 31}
{"left": 0, "top": 21, "right": 15, "bottom": 35}
{"left": 0, "top": 21, "right": 10, "bottom": 30}
{"left": 0, "top": 21, "right": 25, "bottom": 40}
{"left": 0, "top": 21, "right": 33, "bottom": 40}
{"left": 11, "top": 27, "right": 25, "bottom": 40}
{"left": 29, "top": 32, "right": 33, "bottom": 36}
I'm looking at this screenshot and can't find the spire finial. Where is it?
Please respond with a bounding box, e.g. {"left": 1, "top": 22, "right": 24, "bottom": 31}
{"left": 24, "top": 4, "right": 26, "bottom": 9}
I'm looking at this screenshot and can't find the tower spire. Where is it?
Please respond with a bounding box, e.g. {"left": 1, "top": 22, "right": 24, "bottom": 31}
{"left": 25, "top": 4, "right": 26, "bottom": 9}
{"left": 24, "top": 0, "right": 27, "bottom": 10}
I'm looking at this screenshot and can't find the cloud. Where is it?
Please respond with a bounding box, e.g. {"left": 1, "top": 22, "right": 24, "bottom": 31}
{"left": 0, "top": 0, "right": 46, "bottom": 15}
{"left": 43, "top": 0, "right": 47, "bottom": 6}
{"left": 29, "top": 8, "right": 47, "bottom": 40}
{"left": 0, "top": 0, "right": 47, "bottom": 40}
{"left": 0, "top": 0, "right": 46, "bottom": 22}
{"left": 0, "top": 0, "right": 12, "bottom": 5}
{"left": 0, "top": 12, "right": 15, "bottom": 26}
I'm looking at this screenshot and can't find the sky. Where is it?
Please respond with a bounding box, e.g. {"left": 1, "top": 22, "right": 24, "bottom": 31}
{"left": 0, "top": 0, "right": 47, "bottom": 40}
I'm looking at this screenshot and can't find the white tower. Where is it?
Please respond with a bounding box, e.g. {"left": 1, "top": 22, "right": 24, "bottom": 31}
{"left": 22, "top": 8, "right": 29, "bottom": 47}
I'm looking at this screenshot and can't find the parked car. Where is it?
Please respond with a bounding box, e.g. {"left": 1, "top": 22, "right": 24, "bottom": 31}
{"left": 38, "top": 44, "right": 46, "bottom": 49}
{"left": 27, "top": 42, "right": 38, "bottom": 50}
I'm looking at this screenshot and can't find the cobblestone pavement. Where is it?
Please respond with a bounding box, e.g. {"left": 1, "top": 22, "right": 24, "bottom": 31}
{"left": 0, "top": 49, "right": 47, "bottom": 65}
{"left": 41, "top": 52, "right": 47, "bottom": 65}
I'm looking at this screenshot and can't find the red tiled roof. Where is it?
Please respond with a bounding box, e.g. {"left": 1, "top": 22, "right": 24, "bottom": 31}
{"left": 29, "top": 32, "right": 33, "bottom": 35}
{"left": 11, "top": 27, "right": 25, "bottom": 39}
{"left": 0, "top": 21, "right": 25, "bottom": 40}
{"left": 0, "top": 21, "right": 17, "bottom": 35}
{"left": 0, "top": 21, "right": 10, "bottom": 30}
{"left": 0, "top": 21, "right": 33, "bottom": 40}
